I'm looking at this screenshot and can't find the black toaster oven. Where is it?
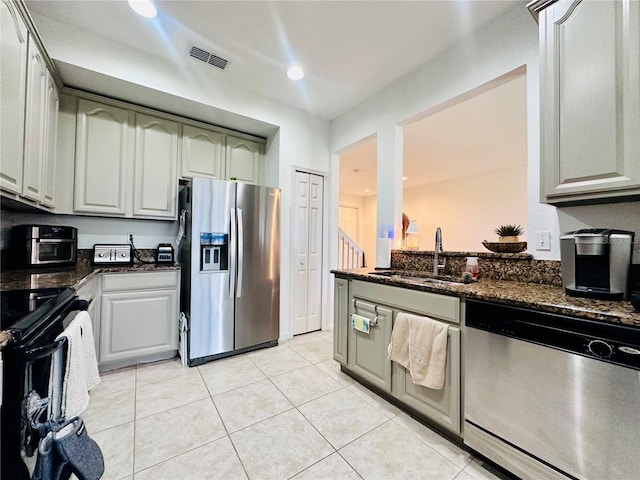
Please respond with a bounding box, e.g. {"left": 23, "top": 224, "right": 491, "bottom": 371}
{"left": 10, "top": 225, "right": 78, "bottom": 268}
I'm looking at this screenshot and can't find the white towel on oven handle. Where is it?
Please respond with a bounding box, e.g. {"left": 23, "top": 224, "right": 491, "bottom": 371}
{"left": 51, "top": 311, "right": 101, "bottom": 419}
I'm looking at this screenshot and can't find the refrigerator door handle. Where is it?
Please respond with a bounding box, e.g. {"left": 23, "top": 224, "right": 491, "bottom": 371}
{"left": 230, "top": 208, "right": 237, "bottom": 298}
{"left": 237, "top": 208, "right": 244, "bottom": 298}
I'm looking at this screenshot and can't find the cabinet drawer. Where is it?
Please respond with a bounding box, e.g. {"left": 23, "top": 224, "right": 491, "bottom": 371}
{"left": 102, "top": 270, "right": 179, "bottom": 292}
{"left": 351, "top": 280, "right": 460, "bottom": 323}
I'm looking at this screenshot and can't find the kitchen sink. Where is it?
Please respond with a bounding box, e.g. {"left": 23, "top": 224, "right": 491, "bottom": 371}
{"left": 367, "top": 271, "right": 469, "bottom": 286}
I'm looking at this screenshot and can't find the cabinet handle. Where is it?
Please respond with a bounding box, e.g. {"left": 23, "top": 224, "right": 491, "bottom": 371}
{"left": 353, "top": 299, "right": 379, "bottom": 327}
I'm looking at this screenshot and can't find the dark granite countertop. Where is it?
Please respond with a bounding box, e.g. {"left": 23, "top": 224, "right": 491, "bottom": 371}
{"left": 332, "top": 268, "right": 640, "bottom": 327}
{"left": 1, "top": 262, "right": 180, "bottom": 292}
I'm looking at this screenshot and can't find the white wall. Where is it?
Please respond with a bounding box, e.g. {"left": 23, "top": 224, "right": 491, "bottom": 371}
{"left": 402, "top": 166, "right": 528, "bottom": 252}
{"left": 22, "top": 13, "right": 333, "bottom": 340}
{"left": 330, "top": 4, "right": 639, "bottom": 270}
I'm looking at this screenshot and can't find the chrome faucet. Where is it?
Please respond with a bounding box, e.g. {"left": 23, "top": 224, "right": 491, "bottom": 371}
{"left": 433, "top": 227, "right": 446, "bottom": 275}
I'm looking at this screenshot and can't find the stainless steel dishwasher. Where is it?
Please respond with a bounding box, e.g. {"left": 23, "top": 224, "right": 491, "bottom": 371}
{"left": 464, "top": 298, "right": 640, "bottom": 480}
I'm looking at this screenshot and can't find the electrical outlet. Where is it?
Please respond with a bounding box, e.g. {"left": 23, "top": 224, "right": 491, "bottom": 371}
{"left": 536, "top": 231, "right": 551, "bottom": 251}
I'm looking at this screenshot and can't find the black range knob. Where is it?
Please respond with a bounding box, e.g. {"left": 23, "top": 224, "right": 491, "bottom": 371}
{"left": 587, "top": 340, "right": 613, "bottom": 358}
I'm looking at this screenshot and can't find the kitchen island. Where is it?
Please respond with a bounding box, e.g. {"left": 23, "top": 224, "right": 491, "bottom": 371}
{"left": 332, "top": 266, "right": 639, "bottom": 480}
{"left": 333, "top": 267, "right": 639, "bottom": 326}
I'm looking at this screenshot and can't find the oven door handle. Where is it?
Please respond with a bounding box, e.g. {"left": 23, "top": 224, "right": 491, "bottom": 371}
{"left": 25, "top": 337, "right": 67, "bottom": 362}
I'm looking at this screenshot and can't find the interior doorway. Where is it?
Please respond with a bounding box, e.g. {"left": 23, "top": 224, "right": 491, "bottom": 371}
{"left": 292, "top": 170, "right": 324, "bottom": 335}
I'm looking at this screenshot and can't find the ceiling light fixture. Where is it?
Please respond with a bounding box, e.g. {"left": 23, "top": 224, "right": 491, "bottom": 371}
{"left": 363, "top": 189, "right": 370, "bottom": 193}
{"left": 128, "top": 0, "right": 157, "bottom": 18}
{"left": 287, "top": 65, "right": 304, "bottom": 81}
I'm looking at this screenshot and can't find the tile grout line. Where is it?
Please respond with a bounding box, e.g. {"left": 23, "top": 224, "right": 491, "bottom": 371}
{"left": 131, "top": 363, "right": 138, "bottom": 479}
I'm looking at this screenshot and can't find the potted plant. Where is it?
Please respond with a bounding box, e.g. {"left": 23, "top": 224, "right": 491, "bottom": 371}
{"left": 495, "top": 224, "right": 523, "bottom": 243}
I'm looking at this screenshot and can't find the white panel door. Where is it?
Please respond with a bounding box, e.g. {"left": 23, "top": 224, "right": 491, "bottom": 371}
{"left": 292, "top": 171, "right": 324, "bottom": 335}
{"left": 0, "top": 0, "right": 28, "bottom": 194}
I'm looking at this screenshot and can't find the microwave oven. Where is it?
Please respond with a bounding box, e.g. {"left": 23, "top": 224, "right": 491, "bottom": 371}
{"left": 10, "top": 225, "right": 78, "bottom": 268}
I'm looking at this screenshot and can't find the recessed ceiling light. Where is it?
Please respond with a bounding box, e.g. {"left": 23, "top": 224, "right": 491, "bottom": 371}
{"left": 402, "top": 176, "right": 408, "bottom": 181}
{"left": 128, "top": 0, "right": 157, "bottom": 18}
{"left": 363, "top": 189, "right": 370, "bottom": 193}
{"left": 287, "top": 65, "right": 304, "bottom": 81}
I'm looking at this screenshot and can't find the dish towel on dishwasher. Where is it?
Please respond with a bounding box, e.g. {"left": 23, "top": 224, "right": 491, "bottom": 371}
{"left": 388, "top": 312, "right": 448, "bottom": 390}
{"left": 50, "top": 311, "right": 101, "bottom": 419}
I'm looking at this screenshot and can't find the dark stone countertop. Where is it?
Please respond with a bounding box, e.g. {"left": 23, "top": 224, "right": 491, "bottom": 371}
{"left": 1, "top": 262, "right": 180, "bottom": 292}
{"left": 332, "top": 268, "right": 640, "bottom": 327}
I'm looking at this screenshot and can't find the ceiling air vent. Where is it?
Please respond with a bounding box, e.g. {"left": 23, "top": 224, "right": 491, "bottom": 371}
{"left": 189, "top": 46, "right": 228, "bottom": 70}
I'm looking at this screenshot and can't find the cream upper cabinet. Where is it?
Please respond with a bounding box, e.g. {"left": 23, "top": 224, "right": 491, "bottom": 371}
{"left": 540, "top": 0, "right": 640, "bottom": 204}
{"left": 180, "top": 125, "right": 225, "bottom": 179}
{"left": 133, "top": 114, "right": 179, "bottom": 218}
{"left": 0, "top": 0, "right": 28, "bottom": 195}
{"left": 74, "top": 99, "right": 132, "bottom": 216}
{"left": 22, "top": 38, "right": 47, "bottom": 203}
{"left": 41, "top": 70, "right": 59, "bottom": 208}
{"left": 226, "top": 136, "right": 264, "bottom": 184}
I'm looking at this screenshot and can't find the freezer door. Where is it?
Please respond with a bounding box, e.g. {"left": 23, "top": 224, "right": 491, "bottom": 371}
{"left": 235, "top": 183, "right": 280, "bottom": 349}
{"left": 189, "top": 177, "right": 235, "bottom": 359}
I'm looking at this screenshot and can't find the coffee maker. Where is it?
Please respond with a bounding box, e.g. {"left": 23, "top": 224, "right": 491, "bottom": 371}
{"left": 560, "top": 229, "right": 634, "bottom": 300}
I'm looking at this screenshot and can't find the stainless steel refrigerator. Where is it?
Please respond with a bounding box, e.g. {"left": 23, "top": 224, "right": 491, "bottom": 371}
{"left": 178, "top": 177, "right": 280, "bottom": 366}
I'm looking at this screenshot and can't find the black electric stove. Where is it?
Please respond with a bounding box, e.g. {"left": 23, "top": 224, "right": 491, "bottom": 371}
{"left": 0, "top": 287, "right": 84, "bottom": 480}
{"left": 1, "top": 287, "right": 67, "bottom": 330}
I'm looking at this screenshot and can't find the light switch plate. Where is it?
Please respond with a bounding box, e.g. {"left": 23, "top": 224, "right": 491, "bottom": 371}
{"left": 535, "top": 231, "right": 551, "bottom": 251}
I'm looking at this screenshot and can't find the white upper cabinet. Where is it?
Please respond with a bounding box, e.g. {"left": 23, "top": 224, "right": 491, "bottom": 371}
{"left": 74, "top": 99, "right": 132, "bottom": 216}
{"left": 0, "top": 0, "right": 27, "bottom": 195}
{"left": 180, "top": 125, "right": 225, "bottom": 179}
{"left": 41, "top": 70, "right": 59, "bottom": 208}
{"left": 22, "top": 37, "right": 47, "bottom": 202}
{"left": 226, "top": 136, "right": 264, "bottom": 185}
{"left": 74, "top": 99, "right": 179, "bottom": 219}
{"left": 540, "top": 0, "right": 640, "bottom": 203}
{"left": 133, "top": 114, "right": 179, "bottom": 218}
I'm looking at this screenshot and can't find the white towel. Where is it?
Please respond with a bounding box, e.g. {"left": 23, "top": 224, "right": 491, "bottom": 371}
{"left": 52, "top": 311, "right": 101, "bottom": 419}
{"left": 388, "top": 312, "right": 448, "bottom": 390}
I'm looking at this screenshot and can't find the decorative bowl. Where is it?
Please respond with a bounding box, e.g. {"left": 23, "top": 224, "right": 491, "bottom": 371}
{"left": 482, "top": 241, "right": 527, "bottom": 253}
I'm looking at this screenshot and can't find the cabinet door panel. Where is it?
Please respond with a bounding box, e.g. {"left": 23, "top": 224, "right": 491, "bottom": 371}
{"left": 22, "top": 39, "right": 47, "bottom": 202}
{"left": 0, "top": 0, "right": 27, "bottom": 194}
{"left": 75, "top": 99, "right": 131, "bottom": 215}
{"left": 333, "top": 277, "right": 349, "bottom": 365}
{"left": 542, "top": 0, "right": 640, "bottom": 202}
{"left": 181, "top": 125, "right": 224, "bottom": 178}
{"left": 391, "top": 326, "right": 461, "bottom": 434}
{"left": 41, "top": 71, "right": 58, "bottom": 208}
{"left": 100, "top": 289, "right": 178, "bottom": 364}
{"left": 348, "top": 299, "right": 392, "bottom": 391}
{"left": 133, "top": 114, "right": 178, "bottom": 218}
{"left": 226, "top": 136, "right": 263, "bottom": 184}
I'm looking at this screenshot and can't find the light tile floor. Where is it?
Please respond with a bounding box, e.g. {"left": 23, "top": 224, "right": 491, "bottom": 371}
{"left": 81, "top": 331, "right": 514, "bottom": 480}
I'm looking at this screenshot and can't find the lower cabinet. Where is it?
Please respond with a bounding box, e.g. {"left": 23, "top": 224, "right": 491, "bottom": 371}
{"left": 74, "top": 274, "right": 102, "bottom": 360}
{"left": 99, "top": 271, "right": 179, "bottom": 370}
{"left": 348, "top": 299, "right": 392, "bottom": 391}
{"left": 335, "top": 278, "right": 461, "bottom": 435}
{"left": 390, "top": 327, "right": 461, "bottom": 434}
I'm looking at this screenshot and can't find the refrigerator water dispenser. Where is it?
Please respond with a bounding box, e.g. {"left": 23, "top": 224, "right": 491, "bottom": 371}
{"left": 200, "top": 232, "right": 228, "bottom": 271}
